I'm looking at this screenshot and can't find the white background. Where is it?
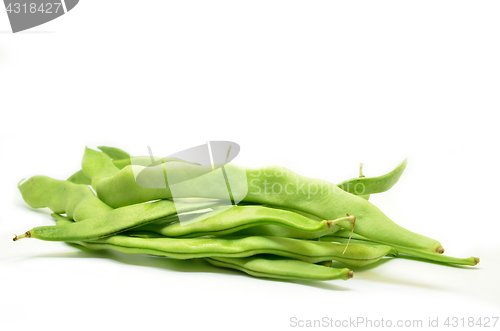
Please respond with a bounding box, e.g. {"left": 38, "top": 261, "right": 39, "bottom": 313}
{"left": 0, "top": 1, "right": 499, "bottom": 330}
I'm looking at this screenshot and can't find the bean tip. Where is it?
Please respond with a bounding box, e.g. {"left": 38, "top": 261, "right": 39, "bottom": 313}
{"left": 436, "top": 246, "right": 445, "bottom": 254}
{"left": 13, "top": 231, "right": 30, "bottom": 241}
{"left": 474, "top": 257, "right": 480, "bottom": 266}
{"left": 347, "top": 270, "right": 354, "bottom": 279}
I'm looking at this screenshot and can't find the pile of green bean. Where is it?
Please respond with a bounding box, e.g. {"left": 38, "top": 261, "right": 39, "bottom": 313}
{"left": 14, "top": 146, "right": 479, "bottom": 282}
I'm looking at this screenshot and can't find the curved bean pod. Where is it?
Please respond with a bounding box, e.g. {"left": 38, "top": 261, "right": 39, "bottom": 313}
{"left": 97, "top": 146, "right": 131, "bottom": 160}
{"left": 67, "top": 170, "right": 91, "bottom": 185}
{"left": 324, "top": 231, "right": 478, "bottom": 266}
{"left": 81, "top": 147, "right": 121, "bottom": 190}
{"left": 67, "top": 238, "right": 352, "bottom": 281}
{"left": 13, "top": 200, "right": 218, "bottom": 242}
{"left": 228, "top": 204, "right": 355, "bottom": 239}
{"left": 95, "top": 162, "right": 443, "bottom": 253}
{"left": 337, "top": 159, "right": 407, "bottom": 196}
{"left": 67, "top": 158, "right": 187, "bottom": 185}
{"left": 51, "top": 213, "right": 74, "bottom": 226}
{"left": 138, "top": 205, "right": 354, "bottom": 239}
{"left": 205, "top": 256, "right": 353, "bottom": 281}
{"left": 18, "top": 176, "right": 113, "bottom": 221}
{"left": 97, "top": 145, "right": 200, "bottom": 169}
{"left": 112, "top": 156, "right": 197, "bottom": 170}
{"left": 231, "top": 224, "right": 331, "bottom": 239}
{"left": 73, "top": 234, "right": 395, "bottom": 267}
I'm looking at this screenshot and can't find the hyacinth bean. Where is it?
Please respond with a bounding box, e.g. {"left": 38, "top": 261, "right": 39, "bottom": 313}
{"left": 95, "top": 162, "right": 443, "bottom": 253}
{"left": 137, "top": 205, "right": 355, "bottom": 239}
{"left": 204, "top": 256, "right": 353, "bottom": 281}
{"left": 13, "top": 200, "right": 218, "bottom": 242}
{"left": 71, "top": 234, "right": 394, "bottom": 267}
{"left": 18, "top": 176, "right": 113, "bottom": 221}
{"left": 325, "top": 231, "right": 478, "bottom": 266}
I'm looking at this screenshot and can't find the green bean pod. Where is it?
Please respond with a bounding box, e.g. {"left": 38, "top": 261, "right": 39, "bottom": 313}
{"left": 68, "top": 146, "right": 199, "bottom": 185}
{"left": 97, "top": 146, "right": 131, "bottom": 160}
{"left": 73, "top": 234, "right": 395, "bottom": 267}
{"left": 67, "top": 146, "right": 130, "bottom": 185}
{"left": 67, "top": 159, "right": 183, "bottom": 185}
{"left": 112, "top": 156, "right": 197, "bottom": 170}
{"left": 18, "top": 176, "right": 113, "bottom": 221}
{"left": 205, "top": 256, "right": 353, "bottom": 281}
{"left": 337, "top": 159, "right": 407, "bottom": 196}
{"left": 67, "top": 170, "right": 91, "bottom": 185}
{"left": 51, "top": 213, "right": 74, "bottom": 226}
{"left": 81, "top": 147, "right": 121, "bottom": 190}
{"left": 324, "top": 231, "right": 479, "bottom": 266}
{"left": 95, "top": 162, "right": 443, "bottom": 253}
{"left": 67, "top": 238, "right": 353, "bottom": 281}
{"left": 137, "top": 205, "right": 354, "bottom": 239}
{"left": 98, "top": 145, "right": 200, "bottom": 169}
{"left": 14, "top": 200, "right": 218, "bottom": 242}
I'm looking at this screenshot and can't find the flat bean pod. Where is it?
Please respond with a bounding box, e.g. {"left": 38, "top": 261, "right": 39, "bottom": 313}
{"left": 66, "top": 239, "right": 353, "bottom": 281}
{"left": 18, "top": 176, "right": 113, "bottom": 221}
{"left": 67, "top": 170, "right": 91, "bottom": 185}
{"left": 138, "top": 205, "right": 354, "bottom": 239}
{"left": 222, "top": 204, "right": 334, "bottom": 239}
{"left": 74, "top": 234, "right": 395, "bottom": 267}
{"left": 97, "top": 145, "right": 199, "bottom": 169}
{"left": 324, "top": 231, "right": 478, "bottom": 266}
{"left": 81, "top": 147, "right": 121, "bottom": 190}
{"left": 67, "top": 147, "right": 198, "bottom": 185}
{"left": 14, "top": 200, "right": 218, "bottom": 242}
{"left": 112, "top": 156, "right": 197, "bottom": 170}
{"left": 337, "top": 159, "right": 407, "bottom": 196}
{"left": 97, "top": 146, "right": 131, "bottom": 160}
{"left": 51, "top": 213, "right": 74, "bottom": 226}
{"left": 67, "top": 146, "right": 127, "bottom": 185}
{"left": 205, "top": 256, "right": 353, "bottom": 281}
{"left": 231, "top": 224, "right": 333, "bottom": 239}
